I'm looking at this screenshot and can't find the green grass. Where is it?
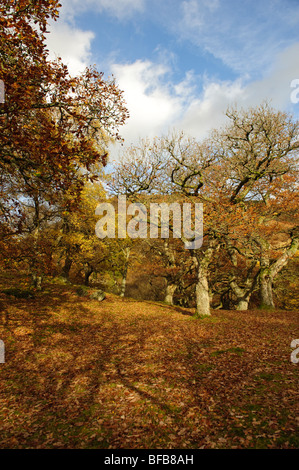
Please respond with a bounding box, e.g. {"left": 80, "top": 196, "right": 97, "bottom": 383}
{"left": 210, "top": 346, "right": 246, "bottom": 356}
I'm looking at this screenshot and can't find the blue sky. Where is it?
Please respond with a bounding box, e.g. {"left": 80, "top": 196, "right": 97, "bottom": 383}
{"left": 46, "top": 0, "right": 299, "bottom": 156}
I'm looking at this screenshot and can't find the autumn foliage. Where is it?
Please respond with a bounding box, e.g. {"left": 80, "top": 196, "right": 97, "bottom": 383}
{"left": 0, "top": 0, "right": 128, "bottom": 228}
{"left": 0, "top": 0, "right": 298, "bottom": 451}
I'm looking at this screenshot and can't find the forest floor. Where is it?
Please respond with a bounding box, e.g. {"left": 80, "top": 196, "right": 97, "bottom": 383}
{"left": 0, "top": 275, "right": 298, "bottom": 449}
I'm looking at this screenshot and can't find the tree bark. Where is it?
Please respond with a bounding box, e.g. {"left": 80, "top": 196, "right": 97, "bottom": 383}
{"left": 120, "top": 246, "right": 131, "bottom": 297}
{"left": 31, "top": 273, "right": 42, "bottom": 290}
{"left": 236, "top": 298, "right": 250, "bottom": 311}
{"left": 164, "top": 283, "right": 177, "bottom": 305}
{"left": 259, "top": 270, "right": 274, "bottom": 308}
{"left": 62, "top": 256, "right": 72, "bottom": 280}
{"left": 30, "top": 194, "right": 43, "bottom": 290}
{"left": 84, "top": 264, "right": 93, "bottom": 286}
{"left": 258, "top": 234, "right": 299, "bottom": 309}
{"left": 120, "top": 274, "right": 127, "bottom": 297}
{"left": 193, "top": 240, "right": 218, "bottom": 317}
{"left": 229, "top": 277, "right": 256, "bottom": 311}
{"left": 195, "top": 266, "right": 211, "bottom": 316}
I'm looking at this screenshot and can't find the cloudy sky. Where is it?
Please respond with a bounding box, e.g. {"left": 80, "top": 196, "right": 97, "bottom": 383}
{"left": 46, "top": 0, "right": 299, "bottom": 156}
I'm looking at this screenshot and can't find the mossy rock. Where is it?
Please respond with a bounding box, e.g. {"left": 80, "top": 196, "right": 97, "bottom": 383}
{"left": 76, "top": 286, "right": 89, "bottom": 297}
{"left": 89, "top": 289, "right": 106, "bottom": 301}
{"left": 51, "top": 276, "right": 72, "bottom": 285}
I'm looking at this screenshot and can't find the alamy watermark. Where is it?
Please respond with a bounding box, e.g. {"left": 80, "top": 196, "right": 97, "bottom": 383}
{"left": 0, "top": 340, "right": 5, "bottom": 363}
{"left": 290, "top": 79, "right": 299, "bottom": 104}
{"left": 290, "top": 339, "right": 299, "bottom": 364}
{"left": 0, "top": 80, "right": 5, "bottom": 104}
{"left": 95, "top": 196, "right": 203, "bottom": 249}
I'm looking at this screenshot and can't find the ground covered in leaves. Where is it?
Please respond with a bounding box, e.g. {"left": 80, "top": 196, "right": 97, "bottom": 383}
{"left": 0, "top": 276, "right": 298, "bottom": 449}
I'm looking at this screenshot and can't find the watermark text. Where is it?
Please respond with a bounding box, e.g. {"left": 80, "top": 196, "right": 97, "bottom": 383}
{"left": 291, "top": 339, "right": 299, "bottom": 364}
{"left": 290, "top": 79, "right": 299, "bottom": 104}
{"left": 0, "top": 340, "right": 5, "bottom": 363}
{"left": 0, "top": 80, "right": 5, "bottom": 103}
{"left": 95, "top": 196, "right": 203, "bottom": 249}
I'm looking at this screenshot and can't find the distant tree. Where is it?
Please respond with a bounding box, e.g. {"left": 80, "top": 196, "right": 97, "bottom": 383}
{"left": 110, "top": 104, "right": 299, "bottom": 315}
{"left": 216, "top": 104, "right": 299, "bottom": 309}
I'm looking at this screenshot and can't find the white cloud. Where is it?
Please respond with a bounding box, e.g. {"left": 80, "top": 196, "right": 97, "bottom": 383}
{"left": 246, "top": 43, "right": 299, "bottom": 110}
{"left": 181, "top": 0, "right": 219, "bottom": 28}
{"left": 176, "top": 80, "right": 244, "bottom": 139}
{"left": 109, "top": 42, "right": 299, "bottom": 159}
{"left": 45, "top": 0, "right": 146, "bottom": 76}
{"left": 43, "top": 0, "right": 299, "bottom": 160}
{"left": 59, "top": 0, "right": 145, "bottom": 20}
{"left": 174, "top": 42, "right": 299, "bottom": 139}
{"left": 46, "top": 21, "right": 94, "bottom": 76}
{"left": 111, "top": 60, "right": 193, "bottom": 144}
{"left": 174, "top": 0, "right": 299, "bottom": 76}
{"left": 181, "top": 0, "right": 204, "bottom": 29}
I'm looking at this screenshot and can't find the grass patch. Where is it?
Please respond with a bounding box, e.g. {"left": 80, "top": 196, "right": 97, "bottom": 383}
{"left": 195, "top": 363, "right": 215, "bottom": 373}
{"left": 211, "top": 346, "right": 245, "bottom": 356}
{"left": 254, "top": 372, "right": 283, "bottom": 381}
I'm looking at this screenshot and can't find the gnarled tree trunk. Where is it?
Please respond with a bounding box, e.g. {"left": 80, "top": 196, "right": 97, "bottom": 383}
{"left": 164, "top": 283, "right": 177, "bottom": 305}
{"left": 62, "top": 255, "right": 72, "bottom": 280}
{"left": 195, "top": 266, "right": 210, "bottom": 316}
{"left": 229, "top": 276, "right": 256, "bottom": 311}
{"left": 258, "top": 233, "right": 299, "bottom": 309}
{"left": 259, "top": 269, "right": 274, "bottom": 309}
{"left": 193, "top": 239, "right": 219, "bottom": 317}
{"left": 31, "top": 273, "right": 42, "bottom": 290}
{"left": 84, "top": 263, "right": 93, "bottom": 286}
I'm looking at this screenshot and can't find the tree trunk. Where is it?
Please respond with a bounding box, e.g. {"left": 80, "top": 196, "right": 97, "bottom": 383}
{"left": 120, "top": 246, "right": 131, "bottom": 297}
{"left": 163, "top": 241, "right": 178, "bottom": 305}
{"left": 84, "top": 264, "right": 93, "bottom": 286}
{"left": 192, "top": 239, "right": 219, "bottom": 317}
{"left": 62, "top": 256, "right": 72, "bottom": 280}
{"left": 31, "top": 273, "right": 42, "bottom": 290}
{"left": 120, "top": 274, "right": 127, "bottom": 297}
{"left": 257, "top": 232, "right": 298, "bottom": 309}
{"left": 259, "top": 270, "right": 275, "bottom": 309}
{"left": 30, "top": 195, "right": 43, "bottom": 290}
{"left": 236, "top": 297, "right": 250, "bottom": 311}
{"left": 195, "top": 267, "right": 211, "bottom": 316}
{"left": 193, "top": 239, "right": 220, "bottom": 317}
{"left": 164, "top": 283, "right": 177, "bottom": 305}
{"left": 229, "top": 266, "right": 258, "bottom": 311}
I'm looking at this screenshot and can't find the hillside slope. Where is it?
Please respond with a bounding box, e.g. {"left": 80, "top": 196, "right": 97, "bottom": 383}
{"left": 0, "top": 280, "right": 298, "bottom": 449}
